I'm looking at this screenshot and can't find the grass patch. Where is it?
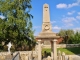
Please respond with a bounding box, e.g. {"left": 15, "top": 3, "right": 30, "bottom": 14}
{"left": 42, "top": 47, "right": 80, "bottom": 55}
{"left": 57, "top": 48, "right": 74, "bottom": 55}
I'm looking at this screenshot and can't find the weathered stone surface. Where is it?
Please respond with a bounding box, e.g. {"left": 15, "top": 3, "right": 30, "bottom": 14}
{"left": 5, "top": 54, "right": 12, "bottom": 60}
{"left": 0, "top": 55, "right": 5, "bottom": 60}
{"left": 47, "top": 56, "right": 52, "bottom": 60}
{"left": 36, "top": 3, "right": 60, "bottom": 40}
{"left": 0, "top": 52, "right": 12, "bottom": 60}
{"left": 36, "top": 3, "right": 60, "bottom": 60}
{"left": 0, "top": 51, "right": 38, "bottom": 60}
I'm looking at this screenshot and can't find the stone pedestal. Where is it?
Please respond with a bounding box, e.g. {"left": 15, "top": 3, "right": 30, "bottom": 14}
{"left": 53, "top": 39, "right": 57, "bottom": 60}
{"left": 38, "top": 40, "right": 42, "bottom": 60}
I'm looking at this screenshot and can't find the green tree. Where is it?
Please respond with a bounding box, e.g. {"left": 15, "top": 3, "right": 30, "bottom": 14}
{"left": 0, "top": 0, "right": 36, "bottom": 51}
{"left": 71, "top": 31, "right": 80, "bottom": 44}
{"left": 58, "top": 29, "right": 74, "bottom": 44}
{"left": 58, "top": 29, "right": 66, "bottom": 37}
{"left": 59, "top": 29, "right": 80, "bottom": 44}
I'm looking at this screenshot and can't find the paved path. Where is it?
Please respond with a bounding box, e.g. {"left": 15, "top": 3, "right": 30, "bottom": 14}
{"left": 66, "top": 54, "right": 80, "bottom": 60}
{"left": 72, "top": 55, "right": 80, "bottom": 60}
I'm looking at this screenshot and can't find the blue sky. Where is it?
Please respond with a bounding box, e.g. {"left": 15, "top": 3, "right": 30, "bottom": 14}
{"left": 0, "top": 0, "right": 80, "bottom": 36}
{"left": 30, "top": 0, "right": 80, "bottom": 36}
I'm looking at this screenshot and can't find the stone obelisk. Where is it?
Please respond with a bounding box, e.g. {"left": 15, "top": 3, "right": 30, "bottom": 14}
{"left": 42, "top": 3, "right": 52, "bottom": 32}
{"left": 37, "top": 3, "right": 56, "bottom": 39}
{"left": 36, "top": 3, "right": 60, "bottom": 60}
{"left": 43, "top": 3, "right": 50, "bottom": 22}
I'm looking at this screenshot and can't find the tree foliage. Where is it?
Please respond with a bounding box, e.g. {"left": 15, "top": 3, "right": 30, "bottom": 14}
{"left": 0, "top": 0, "right": 36, "bottom": 51}
{"left": 58, "top": 29, "right": 80, "bottom": 44}
{"left": 71, "top": 32, "right": 80, "bottom": 44}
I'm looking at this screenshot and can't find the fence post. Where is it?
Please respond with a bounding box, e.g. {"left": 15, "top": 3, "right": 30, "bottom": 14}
{"left": 57, "top": 50, "right": 61, "bottom": 60}
{"left": 68, "top": 56, "right": 72, "bottom": 60}
{"left": 47, "top": 56, "right": 51, "bottom": 60}
{"left": 62, "top": 52, "right": 65, "bottom": 60}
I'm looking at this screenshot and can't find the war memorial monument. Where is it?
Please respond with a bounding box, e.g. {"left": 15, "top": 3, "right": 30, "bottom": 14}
{"left": 36, "top": 3, "right": 60, "bottom": 60}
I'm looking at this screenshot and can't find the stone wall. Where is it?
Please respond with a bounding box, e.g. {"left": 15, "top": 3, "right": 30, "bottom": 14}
{"left": 57, "top": 44, "right": 80, "bottom": 48}
{"left": 0, "top": 52, "right": 11, "bottom": 60}
{"left": 43, "top": 44, "right": 80, "bottom": 48}
{"left": 0, "top": 51, "right": 38, "bottom": 60}
{"left": 19, "top": 51, "right": 38, "bottom": 60}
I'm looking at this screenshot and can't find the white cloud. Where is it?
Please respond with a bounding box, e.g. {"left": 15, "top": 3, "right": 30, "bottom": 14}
{"left": 34, "top": 32, "right": 39, "bottom": 36}
{"left": 56, "top": 3, "right": 67, "bottom": 8}
{"left": 33, "top": 26, "right": 41, "bottom": 29}
{"left": 62, "top": 17, "right": 76, "bottom": 23}
{"left": 51, "top": 21, "right": 56, "bottom": 24}
{"left": 76, "top": 16, "right": 80, "bottom": 19}
{"left": 67, "top": 23, "right": 74, "bottom": 26}
{"left": 56, "top": 0, "right": 80, "bottom": 9}
{"left": 68, "top": 3, "right": 79, "bottom": 8}
{"left": 67, "top": 11, "right": 75, "bottom": 15}
{"left": 67, "top": 12, "right": 72, "bottom": 15}
{"left": 62, "top": 17, "right": 78, "bottom": 27}
{"left": 52, "top": 26, "right": 61, "bottom": 30}
{"left": 77, "top": 0, "right": 80, "bottom": 3}
{"left": 63, "top": 23, "right": 74, "bottom": 27}
{"left": 0, "top": 15, "right": 5, "bottom": 19}
{"left": 73, "top": 28, "right": 80, "bottom": 32}
{"left": 33, "top": 26, "right": 41, "bottom": 36}
{"left": 78, "top": 12, "right": 80, "bottom": 15}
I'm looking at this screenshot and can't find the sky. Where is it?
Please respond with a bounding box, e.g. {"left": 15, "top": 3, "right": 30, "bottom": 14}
{"left": 0, "top": 0, "right": 80, "bottom": 36}
{"left": 30, "top": 0, "right": 80, "bottom": 36}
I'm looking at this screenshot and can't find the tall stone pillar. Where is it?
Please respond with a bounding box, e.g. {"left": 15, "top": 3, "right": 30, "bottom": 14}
{"left": 38, "top": 40, "right": 42, "bottom": 60}
{"left": 51, "top": 41, "right": 53, "bottom": 60}
{"left": 53, "top": 39, "right": 57, "bottom": 60}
